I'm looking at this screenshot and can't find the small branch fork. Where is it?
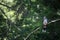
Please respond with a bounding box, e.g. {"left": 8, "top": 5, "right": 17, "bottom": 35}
{"left": 24, "top": 19, "right": 60, "bottom": 40}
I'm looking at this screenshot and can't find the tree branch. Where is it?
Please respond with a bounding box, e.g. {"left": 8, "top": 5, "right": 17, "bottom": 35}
{"left": 0, "top": 2, "right": 11, "bottom": 9}
{"left": 24, "top": 19, "right": 60, "bottom": 40}
{"left": 0, "top": 2, "right": 16, "bottom": 10}
{"left": 48, "top": 19, "right": 60, "bottom": 24}
{"left": 24, "top": 27, "right": 40, "bottom": 40}
{"left": 0, "top": 8, "right": 7, "bottom": 17}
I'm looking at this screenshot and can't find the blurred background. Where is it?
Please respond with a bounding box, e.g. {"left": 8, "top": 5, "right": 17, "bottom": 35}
{"left": 0, "top": 0, "right": 60, "bottom": 40}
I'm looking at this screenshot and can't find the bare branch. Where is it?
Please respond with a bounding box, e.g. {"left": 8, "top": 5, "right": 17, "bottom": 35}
{"left": 48, "top": 19, "right": 60, "bottom": 24}
{"left": 24, "top": 27, "right": 40, "bottom": 40}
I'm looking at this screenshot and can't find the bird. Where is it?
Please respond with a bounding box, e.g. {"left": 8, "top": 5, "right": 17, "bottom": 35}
{"left": 42, "top": 16, "right": 48, "bottom": 32}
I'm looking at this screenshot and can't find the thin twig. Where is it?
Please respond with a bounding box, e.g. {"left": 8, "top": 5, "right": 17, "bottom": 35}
{"left": 48, "top": 19, "right": 60, "bottom": 24}
{"left": 24, "top": 27, "right": 40, "bottom": 40}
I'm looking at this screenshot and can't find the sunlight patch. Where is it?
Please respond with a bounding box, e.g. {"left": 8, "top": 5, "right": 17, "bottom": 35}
{"left": 5, "top": 0, "right": 14, "bottom": 3}
{"left": 57, "top": 10, "right": 60, "bottom": 15}
{"left": 31, "top": 0, "right": 36, "bottom": 2}
{"left": 22, "top": 24, "right": 26, "bottom": 27}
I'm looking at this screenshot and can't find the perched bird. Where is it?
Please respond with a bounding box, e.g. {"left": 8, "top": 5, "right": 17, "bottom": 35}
{"left": 43, "top": 16, "right": 48, "bottom": 25}
{"left": 42, "top": 16, "right": 48, "bottom": 32}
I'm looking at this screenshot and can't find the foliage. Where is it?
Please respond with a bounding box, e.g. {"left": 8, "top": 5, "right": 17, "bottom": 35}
{"left": 0, "top": 0, "right": 60, "bottom": 40}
